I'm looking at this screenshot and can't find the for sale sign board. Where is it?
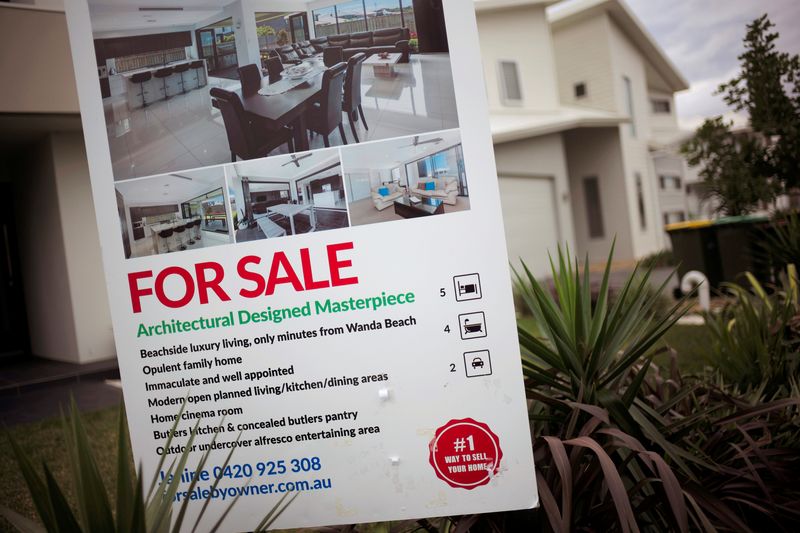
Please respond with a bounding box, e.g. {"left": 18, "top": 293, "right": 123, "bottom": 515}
{"left": 64, "top": 0, "right": 538, "bottom": 529}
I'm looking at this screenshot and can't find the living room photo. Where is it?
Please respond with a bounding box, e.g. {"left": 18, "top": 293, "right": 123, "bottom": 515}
{"left": 88, "top": 0, "right": 457, "bottom": 182}
{"left": 227, "top": 149, "right": 349, "bottom": 243}
{"left": 341, "top": 129, "right": 470, "bottom": 226}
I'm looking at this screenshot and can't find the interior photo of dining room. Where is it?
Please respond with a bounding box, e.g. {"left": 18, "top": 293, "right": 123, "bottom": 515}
{"left": 227, "top": 149, "right": 349, "bottom": 243}
{"left": 341, "top": 128, "right": 470, "bottom": 226}
{"left": 87, "top": 0, "right": 458, "bottom": 182}
{"left": 114, "top": 168, "right": 234, "bottom": 259}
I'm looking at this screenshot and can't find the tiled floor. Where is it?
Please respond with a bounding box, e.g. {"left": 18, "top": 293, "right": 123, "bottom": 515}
{"left": 348, "top": 196, "right": 471, "bottom": 226}
{"left": 105, "top": 54, "right": 459, "bottom": 181}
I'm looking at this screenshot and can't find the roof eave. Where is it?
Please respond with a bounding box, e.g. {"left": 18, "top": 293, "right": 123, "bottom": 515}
{"left": 475, "top": 0, "right": 560, "bottom": 14}
{"left": 491, "top": 115, "right": 627, "bottom": 144}
{"left": 548, "top": 0, "right": 689, "bottom": 93}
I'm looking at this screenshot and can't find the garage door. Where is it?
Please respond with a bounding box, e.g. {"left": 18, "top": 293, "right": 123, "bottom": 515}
{"left": 498, "top": 175, "right": 560, "bottom": 278}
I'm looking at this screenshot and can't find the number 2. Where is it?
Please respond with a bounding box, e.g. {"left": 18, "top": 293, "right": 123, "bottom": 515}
{"left": 449, "top": 363, "right": 456, "bottom": 372}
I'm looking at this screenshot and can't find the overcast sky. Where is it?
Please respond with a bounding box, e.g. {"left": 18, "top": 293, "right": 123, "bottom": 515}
{"left": 622, "top": 0, "right": 800, "bottom": 130}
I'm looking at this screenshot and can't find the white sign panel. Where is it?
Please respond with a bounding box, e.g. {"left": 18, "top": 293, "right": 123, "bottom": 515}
{"left": 64, "top": 0, "right": 537, "bottom": 529}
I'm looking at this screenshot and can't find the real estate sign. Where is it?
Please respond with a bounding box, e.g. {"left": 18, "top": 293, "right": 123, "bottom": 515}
{"left": 64, "top": 0, "right": 537, "bottom": 529}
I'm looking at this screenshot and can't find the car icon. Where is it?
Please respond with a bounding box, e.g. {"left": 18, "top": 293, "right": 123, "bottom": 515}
{"left": 471, "top": 357, "right": 484, "bottom": 369}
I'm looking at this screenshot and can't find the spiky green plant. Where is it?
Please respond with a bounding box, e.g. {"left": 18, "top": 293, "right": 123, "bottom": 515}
{"left": 704, "top": 265, "right": 799, "bottom": 397}
{"left": 0, "top": 400, "right": 295, "bottom": 532}
{"left": 510, "top": 244, "right": 705, "bottom": 531}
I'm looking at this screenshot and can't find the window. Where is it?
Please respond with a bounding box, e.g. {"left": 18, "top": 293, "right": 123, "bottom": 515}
{"left": 623, "top": 76, "right": 636, "bottom": 137}
{"left": 314, "top": 1, "right": 416, "bottom": 37}
{"left": 365, "top": 0, "right": 404, "bottom": 31}
{"left": 635, "top": 173, "right": 646, "bottom": 230}
{"left": 255, "top": 12, "right": 301, "bottom": 52}
{"left": 583, "top": 177, "right": 605, "bottom": 238}
{"left": 651, "top": 99, "right": 671, "bottom": 114}
{"left": 499, "top": 61, "right": 522, "bottom": 104}
{"left": 336, "top": 0, "right": 367, "bottom": 33}
{"left": 574, "top": 82, "right": 587, "bottom": 99}
{"left": 312, "top": 6, "right": 338, "bottom": 36}
{"left": 182, "top": 188, "right": 228, "bottom": 234}
{"left": 659, "top": 175, "right": 683, "bottom": 190}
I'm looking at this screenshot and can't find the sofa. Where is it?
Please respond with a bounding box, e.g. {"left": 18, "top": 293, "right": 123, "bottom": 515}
{"left": 274, "top": 41, "right": 317, "bottom": 65}
{"left": 311, "top": 27, "right": 411, "bottom": 63}
{"left": 411, "top": 177, "right": 459, "bottom": 205}
{"left": 371, "top": 183, "right": 404, "bottom": 210}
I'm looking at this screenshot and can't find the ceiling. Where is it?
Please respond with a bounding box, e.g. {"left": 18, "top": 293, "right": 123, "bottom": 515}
{"left": 339, "top": 129, "right": 463, "bottom": 170}
{"left": 88, "top": 0, "right": 309, "bottom": 33}
{"left": 231, "top": 150, "right": 340, "bottom": 182}
{"left": 115, "top": 166, "right": 225, "bottom": 205}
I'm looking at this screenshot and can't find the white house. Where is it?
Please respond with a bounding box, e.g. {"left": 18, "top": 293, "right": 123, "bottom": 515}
{"left": 0, "top": 0, "right": 694, "bottom": 367}
{"left": 476, "top": 0, "right": 690, "bottom": 273}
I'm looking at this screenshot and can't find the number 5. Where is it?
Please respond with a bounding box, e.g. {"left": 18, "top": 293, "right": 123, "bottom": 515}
{"left": 440, "top": 288, "right": 446, "bottom": 297}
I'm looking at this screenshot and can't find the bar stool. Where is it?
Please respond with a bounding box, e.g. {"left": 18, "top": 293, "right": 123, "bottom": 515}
{"left": 190, "top": 60, "right": 206, "bottom": 87}
{"left": 173, "top": 63, "right": 191, "bottom": 94}
{"left": 193, "top": 219, "right": 202, "bottom": 242}
{"left": 130, "top": 71, "right": 152, "bottom": 107}
{"left": 186, "top": 220, "right": 196, "bottom": 246}
{"left": 158, "top": 228, "right": 173, "bottom": 254}
{"left": 173, "top": 224, "right": 187, "bottom": 251}
{"left": 154, "top": 66, "right": 173, "bottom": 100}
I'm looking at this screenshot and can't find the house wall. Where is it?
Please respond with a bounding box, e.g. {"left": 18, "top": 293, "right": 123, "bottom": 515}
{"left": 607, "top": 17, "right": 663, "bottom": 257}
{"left": 476, "top": 4, "right": 559, "bottom": 111}
{"left": 552, "top": 14, "right": 616, "bottom": 112}
{"left": 563, "top": 127, "right": 634, "bottom": 262}
{"left": 648, "top": 91, "right": 679, "bottom": 137}
{"left": 11, "top": 133, "right": 114, "bottom": 364}
{"left": 493, "top": 133, "right": 576, "bottom": 271}
{"left": 0, "top": 5, "right": 79, "bottom": 114}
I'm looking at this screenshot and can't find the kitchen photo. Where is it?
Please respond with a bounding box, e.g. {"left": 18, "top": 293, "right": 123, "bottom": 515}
{"left": 341, "top": 128, "right": 470, "bottom": 226}
{"left": 115, "top": 167, "right": 234, "bottom": 259}
{"left": 227, "top": 149, "right": 349, "bottom": 242}
{"left": 89, "top": 0, "right": 457, "bottom": 181}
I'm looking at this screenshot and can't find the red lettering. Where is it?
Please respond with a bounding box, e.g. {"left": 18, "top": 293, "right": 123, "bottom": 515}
{"left": 300, "top": 248, "right": 330, "bottom": 290}
{"left": 154, "top": 267, "right": 195, "bottom": 309}
{"left": 238, "top": 256, "right": 265, "bottom": 298}
{"left": 265, "top": 252, "right": 304, "bottom": 296}
{"left": 328, "top": 242, "right": 359, "bottom": 287}
{"left": 195, "top": 262, "right": 230, "bottom": 304}
{"left": 128, "top": 270, "right": 153, "bottom": 314}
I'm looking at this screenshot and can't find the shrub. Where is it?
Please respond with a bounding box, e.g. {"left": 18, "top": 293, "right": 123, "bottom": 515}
{"left": 1, "top": 400, "right": 295, "bottom": 532}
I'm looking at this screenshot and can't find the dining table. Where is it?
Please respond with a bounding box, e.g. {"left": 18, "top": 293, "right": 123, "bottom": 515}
{"left": 267, "top": 203, "right": 316, "bottom": 235}
{"left": 237, "top": 58, "right": 327, "bottom": 153}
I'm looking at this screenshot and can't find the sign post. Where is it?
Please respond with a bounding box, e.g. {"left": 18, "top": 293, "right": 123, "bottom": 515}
{"left": 64, "top": 0, "right": 538, "bottom": 529}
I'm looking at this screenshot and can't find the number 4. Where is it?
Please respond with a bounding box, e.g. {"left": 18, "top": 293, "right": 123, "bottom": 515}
{"left": 444, "top": 325, "right": 450, "bottom": 333}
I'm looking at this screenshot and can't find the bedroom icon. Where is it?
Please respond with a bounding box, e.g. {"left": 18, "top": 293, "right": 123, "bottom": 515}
{"left": 453, "top": 273, "right": 482, "bottom": 302}
{"left": 458, "top": 311, "right": 487, "bottom": 339}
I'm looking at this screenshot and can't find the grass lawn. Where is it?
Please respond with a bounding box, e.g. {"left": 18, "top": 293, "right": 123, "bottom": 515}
{"left": 0, "top": 405, "right": 121, "bottom": 532}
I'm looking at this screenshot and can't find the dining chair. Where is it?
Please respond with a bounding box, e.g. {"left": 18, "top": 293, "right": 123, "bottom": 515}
{"left": 238, "top": 64, "right": 262, "bottom": 95}
{"left": 342, "top": 53, "right": 368, "bottom": 143}
{"left": 323, "top": 46, "right": 344, "bottom": 68}
{"left": 265, "top": 56, "right": 284, "bottom": 83}
{"left": 210, "top": 87, "right": 295, "bottom": 162}
{"left": 306, "top": 62, "right": 348, "bottom": 148}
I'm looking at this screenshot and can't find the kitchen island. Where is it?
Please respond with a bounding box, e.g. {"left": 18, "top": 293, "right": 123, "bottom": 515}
{"left": 121, "top": 59, "right": 207, "bottom": 109}
{"left": 148, "top": 217, "right": 200, "bottom": 254}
